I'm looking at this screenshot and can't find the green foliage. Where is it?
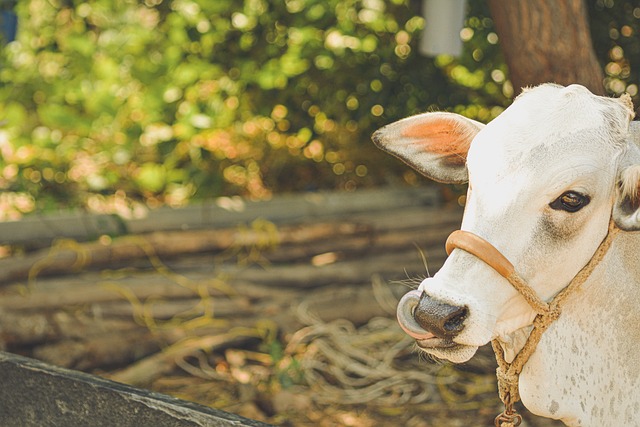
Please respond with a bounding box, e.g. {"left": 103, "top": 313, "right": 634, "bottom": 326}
{"left": 589, "top": 0, "right": 640, "bottom": 97}
{"left": 0, "top": 0, "right": 511, "bottom": 216}
{"left": 7, "top": 0, "right": 616, "bottom": 217}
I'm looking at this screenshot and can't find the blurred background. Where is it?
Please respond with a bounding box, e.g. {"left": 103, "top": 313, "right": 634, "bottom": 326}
{"left": 0, "top": 0, "right": 638, "bottom": 218}
{"left": 0, "top": 1, "right": 638, "bottom": 426}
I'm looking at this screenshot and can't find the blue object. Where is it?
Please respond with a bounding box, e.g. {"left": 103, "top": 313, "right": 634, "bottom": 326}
{"left": 1, "top": 11, "right": 17, "bottom": 43}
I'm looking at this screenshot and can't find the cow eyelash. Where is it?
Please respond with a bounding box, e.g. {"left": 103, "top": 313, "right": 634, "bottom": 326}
{"left": 549, "top": 191, "right": 591, "bottom": 213}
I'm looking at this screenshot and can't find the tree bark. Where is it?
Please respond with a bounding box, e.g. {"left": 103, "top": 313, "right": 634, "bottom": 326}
{"left": 488, "top": 0, "right": 605, "bottom": 96}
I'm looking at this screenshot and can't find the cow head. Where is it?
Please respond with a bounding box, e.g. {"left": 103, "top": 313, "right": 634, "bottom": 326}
{"left": 373, "top": 84, "right": 639, "bottom": 363}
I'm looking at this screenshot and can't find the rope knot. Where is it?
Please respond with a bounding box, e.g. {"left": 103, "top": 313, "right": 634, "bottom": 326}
{"left": 496, "top": 366, "right": 520, "bottom": 403}
{"left": 547, "top": 303, "right": 562, "bottom": 322}
{"left": 533, "top": 303, "right": 562, "bottom": 331}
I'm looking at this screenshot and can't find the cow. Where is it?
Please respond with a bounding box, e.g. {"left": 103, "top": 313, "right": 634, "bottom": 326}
{"left": 372, "top": 84, "right": 640, "bottom": 426}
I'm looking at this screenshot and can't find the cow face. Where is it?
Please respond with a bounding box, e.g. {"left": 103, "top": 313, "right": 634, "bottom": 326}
{"left": 373, "top": 84, "right": 640, "bottom": 363}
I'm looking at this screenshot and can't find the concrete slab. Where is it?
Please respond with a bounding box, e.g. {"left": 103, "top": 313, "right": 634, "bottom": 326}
{"left": 0, "top": 352, "right": 272, "bottom": 427}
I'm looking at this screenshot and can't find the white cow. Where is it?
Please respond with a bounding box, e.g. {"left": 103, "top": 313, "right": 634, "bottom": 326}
{"left": 373, "top": 84, "right": 640, "bottom": 426}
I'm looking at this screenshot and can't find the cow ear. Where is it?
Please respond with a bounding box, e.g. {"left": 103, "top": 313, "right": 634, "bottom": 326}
{"left": 613, "top": 129, "right": 640, "bottom": 231}
{"left": 372, "top": 112, "right": 484, "bottom": 184}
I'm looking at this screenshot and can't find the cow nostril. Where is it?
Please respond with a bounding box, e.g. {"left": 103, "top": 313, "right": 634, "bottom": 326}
{"left": 414, "top": 292, "right": 468, "bottom": 339}
{"left": 443, "top": 306, "right": 468, "bottom": 334}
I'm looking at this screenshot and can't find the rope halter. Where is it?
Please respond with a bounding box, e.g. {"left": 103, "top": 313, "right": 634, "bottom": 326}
{"left": 444, "top": 220, "right": 619, "bottom": 427}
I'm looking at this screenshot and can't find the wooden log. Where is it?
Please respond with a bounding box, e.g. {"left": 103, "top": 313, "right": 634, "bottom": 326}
{"left": 164, "top": 205, "right": 461, "bottom": 272}
{"left": 108, "top": 333, "right": 257, "bottom": 386}
{"left": 32, "top": 329, "right": 162, "bottom": 371}
{"left": 0, "top": 248, "right": 445, "bottom": 315}
{"left": 225, "top": 249, "right": 446, "bottom": 289}
{"left": 0, "top": 309, "right": 141, "bottom": 346}
{"left": 263, "top": 222, "right": 456, "bottom": 264}
{"left": 0, "top": 271, "right": 301, "bottom": 313}
{"left": 92, "top": 297, "right": 253, "bottom": 320}
{"left": 0, "top": 209, "right": 454, "bottom": 312}
{"left": 3, "top": 274, "right": 411, "bottom": 372}
{"left": 0, "top": 186, "right": 440, "bottom": 247}
{"left": 0, "top": 199, "right": 463, "bottom": 375}
{"left": 0, "top": 279, "right": 206, "bottom": 311}
{"left": 0, "top": 310, "right": 58, "bottom": 347}
{"left": 0, "top": 203, "right": 462, "bottom": 287}
{"left": 0, "top": 221, "right": 373, "bottom": 286}
{"left": 272, "top": 280, "right": 408, "bottom": 334}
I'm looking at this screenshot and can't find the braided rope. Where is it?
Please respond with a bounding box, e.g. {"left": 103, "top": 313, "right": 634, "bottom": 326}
{"left": 493, "top": 220, "right": 618, "bottom": 407}
{"left": 447, "top": 220, "right": 619, "bottom": 426}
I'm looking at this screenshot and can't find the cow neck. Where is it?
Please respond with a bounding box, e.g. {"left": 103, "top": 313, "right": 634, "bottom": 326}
{"left": 445, "top": 219, "right": 619, "bottom": 427}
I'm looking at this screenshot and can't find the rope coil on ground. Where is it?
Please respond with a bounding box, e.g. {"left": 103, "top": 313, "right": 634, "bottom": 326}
{"left": 287, "top": 283, "right": 498, "bottom": 408}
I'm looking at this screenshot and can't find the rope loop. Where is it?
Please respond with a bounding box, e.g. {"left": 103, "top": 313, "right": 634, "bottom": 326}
{"left": 494, "top": 393, "right": 522, "bottom": 427}
{"left": 445, "top": 219, "right": 619, "bottom": 424}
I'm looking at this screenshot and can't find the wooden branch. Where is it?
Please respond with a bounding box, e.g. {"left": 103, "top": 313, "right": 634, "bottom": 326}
{"left": 2, "top": 276, "right": 410, "bottom": 373}
{"left": 0, "top": 204, "right": 461, "bottom": 287}
{"left": 0, "top": 221, "right": 373, "bottom": 286}
{"left": 0, "top": 309, "right": 141, "bottom": 346}
{"left": 108, "top": 333, "right": 256, "bottom": 386}
{"left": 0, "top": 197, "right": 464, "bottom": 380}
{"left": 32, "top": 329, "right": 161, "bottom": 371}
{"left": 0, "top": 186, "right": 440, "bottom": 246}
{"left": 226, "top": 249, "right": 446, "bottom": 288}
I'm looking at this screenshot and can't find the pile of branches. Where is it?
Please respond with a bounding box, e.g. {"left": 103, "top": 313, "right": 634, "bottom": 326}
{"left": 0, "top": 199, "right": 556, "bottom": 425}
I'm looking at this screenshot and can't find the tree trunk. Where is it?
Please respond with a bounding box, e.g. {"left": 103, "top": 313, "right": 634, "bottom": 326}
{"left": 488, "top": 0, "right": 605, "bottom": 96}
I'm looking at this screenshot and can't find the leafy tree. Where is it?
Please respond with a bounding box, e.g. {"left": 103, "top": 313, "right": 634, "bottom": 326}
{"left": 588, "top": 0, "right": 640, "bottom": 98}
{"left": 0, "top": 0, "right": 636, "bottom": 218}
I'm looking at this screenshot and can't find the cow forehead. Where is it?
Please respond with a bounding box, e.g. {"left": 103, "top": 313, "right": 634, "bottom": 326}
{"left": 506, "top": 84, "right": 620, "bottom": 133}
{"left": 467, "top": 84, "right": 626, "bottom": 186}
{"left": 469, "top": 127, "right": 616, "bottom": 186}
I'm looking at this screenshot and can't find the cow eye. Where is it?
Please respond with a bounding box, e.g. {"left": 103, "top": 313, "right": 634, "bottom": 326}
{"left": 550, "top": 191, "right": 590, "bottom": 213}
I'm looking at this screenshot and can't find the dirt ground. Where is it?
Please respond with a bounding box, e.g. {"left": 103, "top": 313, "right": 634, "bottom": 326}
{"left": 145, "top": 343, "right": 564, "bottom": 427}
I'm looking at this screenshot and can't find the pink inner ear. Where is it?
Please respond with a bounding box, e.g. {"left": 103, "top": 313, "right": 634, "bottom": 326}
{"left": 401, "top": 121, "right": 473, "bottom": 166}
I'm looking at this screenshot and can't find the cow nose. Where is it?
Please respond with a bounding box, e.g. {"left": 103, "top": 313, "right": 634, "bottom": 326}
{"left": 414, "top": 291, "right": 468, "bottom": 339}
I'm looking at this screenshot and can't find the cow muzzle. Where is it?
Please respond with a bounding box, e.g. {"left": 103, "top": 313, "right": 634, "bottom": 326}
{"left": 396, "top": 289, "right": 468, "bottom": 344}
{"left": 396, "top": 220, "right": 618, "bottom": 361}
{"left": 397, "top": 228, "right": 548, "bottom": 350}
